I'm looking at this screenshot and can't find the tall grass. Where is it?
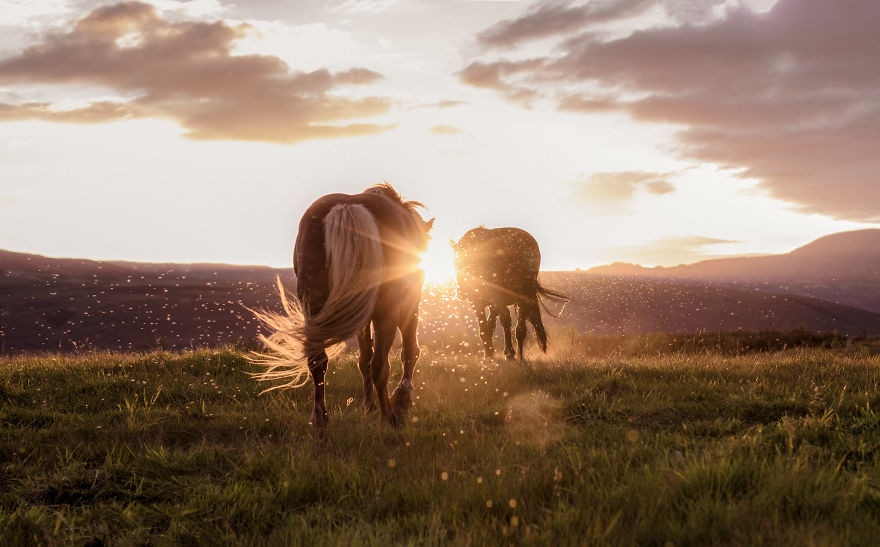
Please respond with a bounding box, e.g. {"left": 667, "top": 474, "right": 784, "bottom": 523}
{"left": 3, "top": 345, "right": 880, "bottom": 544}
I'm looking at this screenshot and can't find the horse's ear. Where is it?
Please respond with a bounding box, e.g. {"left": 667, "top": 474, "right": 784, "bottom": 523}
{"left": 425, "top": 217, "right": 435, "bottom": 233}
{"left": 449, "top": 239, "right": 457, "bottom": 249}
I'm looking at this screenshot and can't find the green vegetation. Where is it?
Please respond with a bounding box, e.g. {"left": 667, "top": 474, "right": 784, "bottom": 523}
{"left": 545, "top": 328, "right": 880, "bottom": 358}
{"left": 3, "top": 344, "right": 880, "bottom": 544}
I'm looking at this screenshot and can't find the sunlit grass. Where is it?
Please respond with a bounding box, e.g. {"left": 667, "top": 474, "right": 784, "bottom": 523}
{"left": 3, "top": 346, "right": 880, "bottom": 544}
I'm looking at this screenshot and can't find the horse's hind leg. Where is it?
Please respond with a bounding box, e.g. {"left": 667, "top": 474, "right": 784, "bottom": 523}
{"left": 476, "top": 304, "right": 498, "bottom": 358}
{"left": 308, "top": 350, "right": 329, "bottom": 429}
{"left": 391, "top": 308, "right": 420, "bottom": 426}
{"left": 391, "top": 313, "right": 420, "bottom": 426}
{"left": 356, "top": 324, "right": 376, "bottom": 412}
{"left": 498, "top": 306, "right": 515, "bottom": 360}
{"left": 515, "top": 305, "right": 528, "bottom": 360}
{"left": 370, "top": 315, "right": 397, "bottom": 424}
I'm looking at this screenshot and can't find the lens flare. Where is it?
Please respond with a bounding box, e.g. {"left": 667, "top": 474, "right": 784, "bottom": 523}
{"left": 418, "top": 238, "right": 456, "bottom": 284}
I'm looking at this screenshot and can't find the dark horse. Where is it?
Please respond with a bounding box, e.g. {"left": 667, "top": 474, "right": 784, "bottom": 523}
{"left": 253, "top": 184, "right": 433, "bottom": 428}
{"left": 452, "top": 227, "right": 568, "bottom": 360}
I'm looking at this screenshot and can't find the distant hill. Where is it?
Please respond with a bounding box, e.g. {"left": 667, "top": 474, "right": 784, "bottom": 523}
{"left": 0, "top": 249, "right": 288, "bottom": 284}
{"left": 3, "top": 246, "right": 880, "bottom": 354}
{"left": 589, "top": 229, "right": 880, "bottom": 312}
{"left": 0, "top": 250, "right": 292, "bottom": 353}
{"left": 541, "top": 272, "right": 880, "bottom": 337}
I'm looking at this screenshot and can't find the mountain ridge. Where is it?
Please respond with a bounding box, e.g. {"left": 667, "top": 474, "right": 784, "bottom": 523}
{"left": 588, "top": 229, "right": 880, "bottom": 312}
{"left": 3, "top": 231, "right": 880, "bottom": 354}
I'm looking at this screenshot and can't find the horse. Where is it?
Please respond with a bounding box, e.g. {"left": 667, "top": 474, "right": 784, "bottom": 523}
{"left": 252, "top": 184, "right": 433, "bottom": 429}
{"left": 452, "top": 227, "right": 568, "bottom": 360}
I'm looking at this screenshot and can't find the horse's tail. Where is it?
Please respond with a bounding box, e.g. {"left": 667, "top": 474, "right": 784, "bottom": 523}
{"left": 536, "top": 281, "right": 569, "bottom": 318}
{"left": 530, "top": 304, "right": 550, "bottom": 353}
{"left": 528, "top": 281, "right": 569, "bottom": 353}
{"left": 251, "top": 204, "right": 383, "bottom": 391}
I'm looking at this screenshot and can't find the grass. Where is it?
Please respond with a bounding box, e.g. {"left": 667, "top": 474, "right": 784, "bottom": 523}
{"left": 3, "top": 345, "right": 880, "bottom": 545}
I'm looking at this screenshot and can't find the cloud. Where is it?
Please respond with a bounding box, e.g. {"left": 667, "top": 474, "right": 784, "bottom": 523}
{"left": 463, "top": 0, "right": 880, "bottom": 221}
{"left": 574, "top": 171, "right": 675, "bottom": 213}
{"left": 457, "top": 58, "right": 544, "bottom": 104}
{"left": 630, "top": 235, "right": 740, "bottom": 265}
{"left": 663, "top": 235, "right": 739, "bottom": 248}
{"left": 410, "top": 100, "right": 467, "bottom": 110}
{"left": 331, "top": 0, "right": 398, "bottom": 14}
{"left": 644, "top": 179, "right": 674, "bottom": 195}
{"left": 477, "top": 0, "right": 656, "bottom": 49}
{"left": 429, "top": 124, "right": 467, "bottom": 135}
{"left": 601, "top": 235, "right": 740, "bottom": 266}
{"left": 0, "top": 2, "right": 393, "bottom": 144}
{"left": 0, "top": 101, "right": 140, "bottom": 123}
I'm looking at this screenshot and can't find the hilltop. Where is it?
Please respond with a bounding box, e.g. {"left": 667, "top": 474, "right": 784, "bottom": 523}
{"left": 589, "top": 229, "right": 880, "bottom": 312}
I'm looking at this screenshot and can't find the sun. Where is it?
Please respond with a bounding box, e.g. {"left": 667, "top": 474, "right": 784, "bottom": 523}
{"left": 419, "top": 238, "right": 456, "bottom": 284}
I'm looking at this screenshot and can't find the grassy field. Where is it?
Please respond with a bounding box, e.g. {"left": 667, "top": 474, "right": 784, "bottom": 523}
{"left": 3, "top": 344, "right": 880, "bottom": 545}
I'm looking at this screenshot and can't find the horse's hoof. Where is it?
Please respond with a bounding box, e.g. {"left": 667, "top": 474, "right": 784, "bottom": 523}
{"left": 363, "top": 399, "right": 378, "bottom": 413}
{"left": 505, "top": 351, "right": 516, "bottom": 361}
{"left": 389, "top": 404, "right": 408, "bottom": 428}
{"left": 391, "top": 383, "right": 413, "bottom": 412}
{"left": 390, "top": 381, "right": 413, "bottom": 426}
{"left": 389, "top": 411, "right": 405, "bottom": 429}
{"left": 389, "top": 404, "right": 409, "bottom": 428}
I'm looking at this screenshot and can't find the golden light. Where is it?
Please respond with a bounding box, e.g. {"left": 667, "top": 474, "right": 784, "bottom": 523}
{"left": 419, "top": 238, "right": 456, "bottom": 284}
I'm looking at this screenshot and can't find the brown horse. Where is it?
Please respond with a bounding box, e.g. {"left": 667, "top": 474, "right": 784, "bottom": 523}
{"left": 252, "top": 184, "right": 433, "bottom": 428}
{"left": 452, "top": 227, "right": 568, "bottom": 360}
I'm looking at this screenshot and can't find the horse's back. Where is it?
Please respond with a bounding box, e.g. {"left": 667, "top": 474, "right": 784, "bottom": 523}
{"left": 296, "top": 191, "right": 410, "bottom": 264}
{"left": 485, "top": 227, "right": 540, "bottom": 272}
{"left": 294, "top": 190, "right": 420, "bottom": 309}
{"left": 457, "top": 227, "right": 542, "bottom": 305}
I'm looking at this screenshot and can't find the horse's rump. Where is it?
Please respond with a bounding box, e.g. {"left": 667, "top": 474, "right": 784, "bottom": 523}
{"left": 252, "top": 200, "right": 384, "bottom": 390}
{"left": 454, "top": 227, "right": 542, "bottom": 304}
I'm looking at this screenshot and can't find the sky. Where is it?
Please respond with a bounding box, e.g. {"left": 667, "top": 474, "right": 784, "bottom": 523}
{"left": 1, "top": 0, "right": 878, "bottom": 280}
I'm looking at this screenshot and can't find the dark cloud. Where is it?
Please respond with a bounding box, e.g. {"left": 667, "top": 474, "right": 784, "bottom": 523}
{"left": 477, "top": 0, "right": 656, "bottom": 49}
{"left": 0, "top": 2, "right": 393, "bottom": 144}
{"left": 464, "top": 0, "right": 880, "bottom": 221}
{"left": 457, "top": 59, "right": 544, "bottom": 104}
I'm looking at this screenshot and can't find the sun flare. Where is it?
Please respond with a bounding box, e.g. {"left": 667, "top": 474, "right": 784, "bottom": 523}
{"left": 419, "top": 238, "right": 456, "bottom": 284}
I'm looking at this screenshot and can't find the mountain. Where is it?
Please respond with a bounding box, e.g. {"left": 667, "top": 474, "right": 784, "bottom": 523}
{"left": 540, "top": 272, "right": 880, "bottom": 336}
{"left": 3, "top": 245, "right": 880, "bottom": 354}
{"left": 0, "top": 249, "right": 288, "bottom": 283}
{"left": 1, "top": 250, "right": 292, "bottom": 353}
{"left": 588, "top": 229, "right": 880, "bottom": 312}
